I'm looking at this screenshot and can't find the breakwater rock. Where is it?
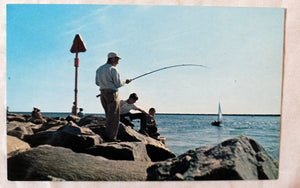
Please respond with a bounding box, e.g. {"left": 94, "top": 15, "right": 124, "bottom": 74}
{"left": 8, "top": 145, "right": 152, "bottom": 181}
{"left": 147, "top": 135, "right": 278, "bottom": 180}
{"left": 6, "top": 113, "right": 278, "bottom": 181}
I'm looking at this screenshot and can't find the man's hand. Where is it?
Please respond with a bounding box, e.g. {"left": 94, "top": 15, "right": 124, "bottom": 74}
{"left": 125, "top": 79, "right": 132, "bottom": 84}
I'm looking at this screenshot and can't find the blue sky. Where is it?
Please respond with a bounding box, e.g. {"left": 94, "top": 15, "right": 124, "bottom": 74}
{"left": 6, "top": 4, "right": 285, "bottom": 114}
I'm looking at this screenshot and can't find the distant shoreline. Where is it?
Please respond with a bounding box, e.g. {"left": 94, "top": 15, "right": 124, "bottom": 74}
{"left": 9, "top": 112, "right": 280, "bottom": 117}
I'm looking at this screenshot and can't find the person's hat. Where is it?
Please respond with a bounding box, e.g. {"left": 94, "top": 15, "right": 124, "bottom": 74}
{"left": 107, "top": 52, "right": 122, "bottom": 59}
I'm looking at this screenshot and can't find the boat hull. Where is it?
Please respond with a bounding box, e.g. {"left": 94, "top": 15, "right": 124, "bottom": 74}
{"left": 211, "top": 121, "right": 222, "bottom": 126}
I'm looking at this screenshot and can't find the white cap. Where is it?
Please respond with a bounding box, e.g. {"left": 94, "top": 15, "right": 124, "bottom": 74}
{"left": 107, "top": 52, "right": 122, "bottom": 59}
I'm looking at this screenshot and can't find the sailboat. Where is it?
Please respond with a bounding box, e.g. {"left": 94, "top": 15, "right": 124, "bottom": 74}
{"left": 211, "top": 101, "right": 223, "bottom": 126}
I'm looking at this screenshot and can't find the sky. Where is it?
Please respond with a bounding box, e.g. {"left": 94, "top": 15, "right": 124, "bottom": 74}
{"left": 6, "top": 4, "right": 285, "bottom": 114}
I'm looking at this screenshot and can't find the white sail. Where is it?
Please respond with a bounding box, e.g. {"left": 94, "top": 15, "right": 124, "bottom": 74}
{"left": 217, "top": 101, "right": 222, "bottom": 122}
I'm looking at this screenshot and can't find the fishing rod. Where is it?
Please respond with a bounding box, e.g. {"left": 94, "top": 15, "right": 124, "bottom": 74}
{"left": 131, "top": 64, "right": 208, "bottom": 81}
{"left": 96, "top": 64, "right": 207, "bottom": 97}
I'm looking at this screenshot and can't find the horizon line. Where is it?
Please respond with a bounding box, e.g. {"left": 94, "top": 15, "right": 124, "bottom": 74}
{"left": 9, "top": 111, "right": 281, "bottom": 116}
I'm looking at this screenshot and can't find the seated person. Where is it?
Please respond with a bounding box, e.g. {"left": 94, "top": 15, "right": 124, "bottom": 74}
{"left": 30, "top": 107, "right": 47, "bottom": 123}
{"left": 120, "top": 93, "right": 151, "bottom": 134}
{"left": 146, "top": 108, "right": 160, "bottom": 138}
{"left": 78, "top": 108, "right": 85, "bottom": 117}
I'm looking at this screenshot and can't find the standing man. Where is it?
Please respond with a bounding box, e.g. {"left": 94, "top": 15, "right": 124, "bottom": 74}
{"left": 95, "top": 52, "right": 131, "bottom": 142}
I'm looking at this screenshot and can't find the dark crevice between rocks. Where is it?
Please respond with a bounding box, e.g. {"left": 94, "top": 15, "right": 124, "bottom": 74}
{"left": 146, "top": 145, "right": 176, "bottom": 162}
{"left": 257, "top": 165, "right": 269, "bottom": 180}
{"left": 249, "top": 139, "right": 260, "bottom": 153}
{"left": 84, "top": 146, "right": 134, "bottom": 160}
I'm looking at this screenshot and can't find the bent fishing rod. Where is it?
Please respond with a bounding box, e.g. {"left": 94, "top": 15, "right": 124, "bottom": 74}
{"left": 131, "top": 64, "right": 208, "bottom": 81}
{"left": 96, "top": 64, "right": 207, "bottom": 97}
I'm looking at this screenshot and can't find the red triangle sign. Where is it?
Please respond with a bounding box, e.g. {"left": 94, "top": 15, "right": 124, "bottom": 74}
{"left": 70, "top": 34, "right": 87, "bottom": 53}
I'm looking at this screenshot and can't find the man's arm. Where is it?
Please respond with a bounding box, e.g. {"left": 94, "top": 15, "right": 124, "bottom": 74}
{"left": 111, "top": 68, "right": 125, "bottom": 88}
{"left": 137, "top": 107, "right": 152, "bottom": 117}
{"left": 111, "top": 68, "right": 132, "bottom": 88}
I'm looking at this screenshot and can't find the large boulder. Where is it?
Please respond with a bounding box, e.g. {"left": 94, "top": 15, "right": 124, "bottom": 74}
{"left": 78, "top": 115, "right": 106, "bottom": 127}
{"left": 7, "top": 121, "right": 35, "bottom": 139}
{"left": 117, "top": 124, "right": 176, "bottom": 162}
{"left": 24, "top": 121, "right": 103, "bottom": 152}
{"left": 84, "top": 142, "right": 151, "bottom": 161}
{"left": 81, "top": 121, "right": 175, "bottom": 161}
{"left": 8, "top": 145, "right": 152, "bottom": 181}
{"left": 35, "top": 119, "right": 68, "bottom": 133}
{"left": 7, "top": 135, "right": 31, "bottom": 158}
{"left": 81, "top": 123, "right": 175, "bottom": 162}
{"left": 6, "top": 113, "right": 68, "bottom": 136}
{"left": 66, "top": 115, "right": 81, "bottom": 124}
{"left": 7, "top": 113, "right": 27, "bottom": 122}
{"left": 147, "top": 135, "right": 278, "bottom": 180}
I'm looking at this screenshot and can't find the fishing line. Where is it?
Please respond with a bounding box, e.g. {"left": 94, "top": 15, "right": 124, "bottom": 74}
{"left": 131, "top": 64, "right": 208, "bottom": 81}
{"left": 96, "top": 64, "right": 207, "bottom": 97}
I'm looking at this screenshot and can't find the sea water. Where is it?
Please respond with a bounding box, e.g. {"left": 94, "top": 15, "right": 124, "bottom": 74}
{"left": 15, "top": 112, "right": 280, "bottom": 160}
{"left": 155, "top": 114, "right": 280, "bottom": 160}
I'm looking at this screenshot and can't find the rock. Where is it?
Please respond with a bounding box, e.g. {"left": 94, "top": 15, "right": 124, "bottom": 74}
{"left": 24, "top": 121, "right": 103, "bottom": 152}
{"left": 8, "top": 145, "right": 152, "bottom": 181}
{"left": 7, "top": 135, "right": 31, "bottom": 158}
{"left": 117, "top": 124, "right": 176, "bottom": 162}
{"left": 66, "top": 115, "right": 81, "bottom": 124}
{"left": 7, "top": 113, "right": 27, "bottom": 122}
{"left": 77, "top": 115, "right": 106, "bottom": 127}
{"left": 42, "top": 125, "right": 64, "bottom": 132}
{"left": 30, "top": 118, "right": 46, "bottom": 124}
{"left": 84, "top": 142, "right": 151, "bottom": 161}
{"left": 80, "top": 121, "right": 175, "bottom": 161}
{"left": 82, "top": 123, "right": 106, "bottom": 136}
{"left": 147, "top": 135, "right": 278, "bottom": 180}
{"left": 7, "top": 121, "right": 35, "bottom": 139}
{"left": 36, "top": 119, "right": 68, "bottom": 133}
{"left": 80, "top": 123, "right": 175, "bottom": 162}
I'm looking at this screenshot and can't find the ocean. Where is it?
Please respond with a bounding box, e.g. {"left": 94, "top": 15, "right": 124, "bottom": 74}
{"left": 14, "top": 112, "right": 281, "bottom": 160}
{"left": 155, "top": 114, "right": 280, "bottom": 160}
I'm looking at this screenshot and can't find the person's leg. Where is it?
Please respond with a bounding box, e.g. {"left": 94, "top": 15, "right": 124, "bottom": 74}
{"left": 129, "top": 113, "right": 147, "bottom": 131}
{"left": 101, "top": 92, "right": 120, "bottom": 140}
{"left": 148, "top": 126, "right": 159, "bottom": 138}
{"left": 120, "top": 113, "right": 135, "bottom": 127}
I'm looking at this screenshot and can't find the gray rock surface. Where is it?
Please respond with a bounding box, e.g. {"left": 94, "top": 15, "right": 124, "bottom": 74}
{"left": 7, "top": 121, "right": 35, "bottom": 139}
{"left": 6, "top": 113, "right": 279, "bottom": 181}
{"left": 78, "top": 115, "right": 106, "bottom": 127}
{"left": 84, "top": 142, "right": 152, "bottom": 161}
{"left": 117, "top": 123, "right": 176, "bottom": 161}
{"left": 65, "top": 115, "right": 81, "bottom": 124}
{"left": 147, "top": 135, "right": 278, "bottom": 180}
{"left": 8, "top": 145, "right": 152, "bottom": 181}
{"left": 11, "top": 113, "right": 174, "bottom": 162}
{"left": 81, "top": 118, "right": 175, "bottom": 162}
{"left": 25, "top": 121, "right": 103, "bottom": 152}
{"left": 7, "top": 113, "right": 27, "bottom": 122}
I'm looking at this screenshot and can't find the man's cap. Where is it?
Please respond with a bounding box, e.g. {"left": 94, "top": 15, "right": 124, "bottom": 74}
{"left": 108, "top": 52, "right": 122, "bottom": 59}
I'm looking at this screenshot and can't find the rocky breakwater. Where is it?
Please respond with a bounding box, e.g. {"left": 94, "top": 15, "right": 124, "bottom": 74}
{"left": 7, "top": 113, "right": 175, "bottom": 181}
{"left": 147, "top": 135, "right": 278, "bottom": 180}
{"left": 7, "top": 113, "right": 278, "bottom": 181}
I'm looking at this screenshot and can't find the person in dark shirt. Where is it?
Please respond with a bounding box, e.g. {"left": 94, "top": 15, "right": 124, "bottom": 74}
{"left": 146, "top": 108, "right": 160, "bottom": 138}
